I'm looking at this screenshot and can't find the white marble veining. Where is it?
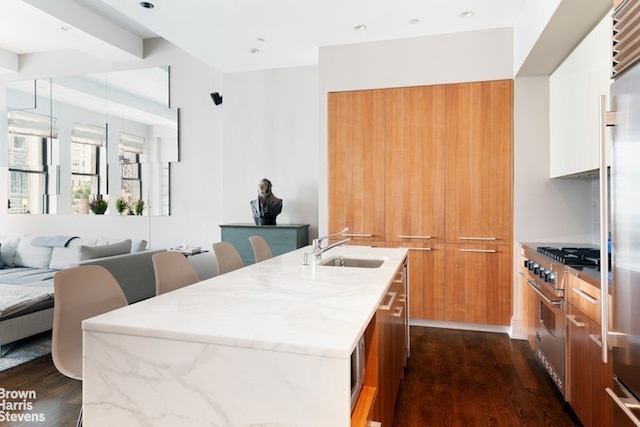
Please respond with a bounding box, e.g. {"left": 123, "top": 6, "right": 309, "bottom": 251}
{"left": 82, "top": 245, "right": 408, "bottom": 426}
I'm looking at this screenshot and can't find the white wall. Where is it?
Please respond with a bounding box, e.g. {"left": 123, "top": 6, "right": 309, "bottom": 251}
{"left": 221, "top": 66, "right": 320, "bottom": 237}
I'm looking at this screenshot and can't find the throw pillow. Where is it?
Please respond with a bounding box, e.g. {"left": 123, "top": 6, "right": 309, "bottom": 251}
{"left": 0, "top": 236, "right": 20, "bottom": 267}
{"left": 13, "top": 235, "right": 54, "bottom": 268}
{"left": 49, "top": 237, "right": 98, "bottom": 270}
{"left": 78, "top": 239, "right": 132, "bottom": 261}
{"left": 131, "top": 239, "right": 148, "bottom": 253}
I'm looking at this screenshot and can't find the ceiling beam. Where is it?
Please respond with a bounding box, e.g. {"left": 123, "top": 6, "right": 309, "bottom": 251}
{"left": 0, "top": 47, "right": 19, "bottom": 74}
{"left": 23, "top": 0, "right": 143, "bottom": 61}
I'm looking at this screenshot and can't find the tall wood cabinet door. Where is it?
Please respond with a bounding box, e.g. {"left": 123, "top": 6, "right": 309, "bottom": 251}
{"left": 328, "top": 90, "right": 386, "bottom": 243}
{"left": 385, "top": 85, "right": 446, "bottom": 244}
{"left": 445, "top": 80, "right": 513, "bottom": 244}
{"left": 445, "top": 244, "right": 512, "bottom": 325}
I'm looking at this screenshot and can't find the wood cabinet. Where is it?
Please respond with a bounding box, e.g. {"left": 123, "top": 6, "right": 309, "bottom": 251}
{"left": 384, "top": 85, "right": 446, "bottom": 244}
{"left": 444, "top": 80, "right": 513, "bottom": 244}
{"left": 445, "top": 244, "right": 513, "bottom": 325}
{"left": 328, "top": 80, "right": 513, "bottom": 327}
{"left": 328, "top": 90, "right": 386, "bottom": 244}
{"left": 352, "top": 260, "right": 408, "bottom": 427}
{"left": 566, "top": 271, "right": 613, "bottom": 427}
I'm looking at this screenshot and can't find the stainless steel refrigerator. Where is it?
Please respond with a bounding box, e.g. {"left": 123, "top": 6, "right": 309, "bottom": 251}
{"left": 607, "top": 60, "right": 640, "bottom": 426}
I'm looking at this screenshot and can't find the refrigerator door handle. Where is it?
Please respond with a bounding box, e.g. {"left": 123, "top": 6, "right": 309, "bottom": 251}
{"left": 600, "top": 94, "right": 611, "bottom": 364}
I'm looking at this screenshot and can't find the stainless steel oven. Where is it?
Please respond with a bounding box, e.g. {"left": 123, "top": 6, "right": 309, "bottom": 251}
{"left": 523, "top": 247, "right": 567, "bottom": 397}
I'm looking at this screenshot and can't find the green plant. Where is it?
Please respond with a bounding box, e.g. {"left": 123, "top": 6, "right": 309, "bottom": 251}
{"left": 133, "top": 199, "right": 145, "bottom": 215}
{"left": 88, "top": 197, "right": 108, "bottom": 215}
{"left": 115, "top": 198, "right": 129, "bottom": 214}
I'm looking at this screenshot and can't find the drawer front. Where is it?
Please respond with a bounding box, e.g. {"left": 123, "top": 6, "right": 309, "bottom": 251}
{"left": 567, "top": 272, "right": 601, "bottom": 324}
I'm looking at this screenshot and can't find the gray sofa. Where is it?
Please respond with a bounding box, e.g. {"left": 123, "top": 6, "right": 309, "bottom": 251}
{"left": 0, "top": 234, "right": 165, "bottom": 347}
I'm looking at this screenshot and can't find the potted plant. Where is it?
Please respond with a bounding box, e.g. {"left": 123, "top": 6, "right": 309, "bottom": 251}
{"left": 88, "top": 196, "right": 108, "bottom": 215}
{"left": 115, "top": 198, "right": 129, "bottom": 215}
{"left": 133, "top": 199, "right": 145, "bottom": 215}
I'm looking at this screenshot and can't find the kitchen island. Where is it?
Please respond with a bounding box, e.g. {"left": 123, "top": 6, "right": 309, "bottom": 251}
{"left": 82, "top": 245, "right": 408, "bottom": 426}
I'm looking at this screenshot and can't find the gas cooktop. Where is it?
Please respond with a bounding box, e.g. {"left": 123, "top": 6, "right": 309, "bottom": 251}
{"left": 536, "top": 246, "right": 601, "bottom": 268}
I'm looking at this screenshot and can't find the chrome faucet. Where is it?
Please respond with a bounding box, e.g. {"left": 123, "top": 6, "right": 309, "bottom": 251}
{"left": 303, "top": 227, "right": 351, "bottom": 265}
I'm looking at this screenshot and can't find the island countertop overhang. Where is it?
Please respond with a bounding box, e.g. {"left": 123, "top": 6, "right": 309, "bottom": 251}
{"left": 82, "top": 245, "right": 408, "bottom": 359}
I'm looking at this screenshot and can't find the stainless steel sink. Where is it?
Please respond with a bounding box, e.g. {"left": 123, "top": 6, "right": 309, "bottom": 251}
{"left": 319, "top": 256, "right": 385, "bottom": 268}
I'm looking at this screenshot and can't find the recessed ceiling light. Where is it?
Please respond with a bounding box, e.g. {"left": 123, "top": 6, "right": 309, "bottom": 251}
{"left": 60, "top": 25, "right": 73, "bottom": 31}
{"left": 353, "top": 24, "right": 367, "bottom": 31}
{"left": 140, "top": 2, "right": 155, "bottom": 9}
{"left": 408, "top": 19, "right": 420, "bottom": 25}
{"left": 249, "top": 48, "right": 260, "bottom": 54}
{"left": 459, "top": 11, "right": 474, "bottom": 18}
{"left": 255, "top": 38, "right": 265, "bottom": 43}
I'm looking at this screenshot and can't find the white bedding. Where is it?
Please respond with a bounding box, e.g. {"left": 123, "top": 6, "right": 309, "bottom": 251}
{"left": 0, "top": 284, "right": 54, "bottom": 319}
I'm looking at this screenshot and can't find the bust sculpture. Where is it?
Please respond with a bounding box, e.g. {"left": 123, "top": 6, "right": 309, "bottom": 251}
{"left": 250, "top": 178, "right": 282, "bottom": 225}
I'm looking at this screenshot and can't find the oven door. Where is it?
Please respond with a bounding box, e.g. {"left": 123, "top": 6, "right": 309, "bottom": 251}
{"left": 528, "top": 280, "right": 566, "bottom": 396}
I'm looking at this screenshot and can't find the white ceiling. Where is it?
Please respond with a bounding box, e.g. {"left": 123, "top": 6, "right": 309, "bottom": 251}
{"left": 0, "top": 0, "right": 528, "bottom": 74}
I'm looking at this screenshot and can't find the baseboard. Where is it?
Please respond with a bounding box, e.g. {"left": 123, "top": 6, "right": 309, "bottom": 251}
{"left": 409, "top": 319, "right": 510, "bottom": 335}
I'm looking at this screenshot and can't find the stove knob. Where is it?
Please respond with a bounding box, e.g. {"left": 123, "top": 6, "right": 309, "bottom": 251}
{"left": 524, "top": 259, "right": 530, "bottom": 269}
{"left": 538, "top": 269, "right": 547, "bottom": 279}
{"left": 547, "top": 272, "right": 556, "bottom": 284}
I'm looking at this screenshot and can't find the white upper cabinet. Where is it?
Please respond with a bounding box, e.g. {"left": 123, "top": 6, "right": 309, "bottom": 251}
{"left": 549, "top": 13, "right": 612, "bottom": 178}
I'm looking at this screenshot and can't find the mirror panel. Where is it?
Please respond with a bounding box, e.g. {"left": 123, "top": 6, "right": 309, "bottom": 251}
{"left": 5, "top": 67, "right": 177, "bottom": 216}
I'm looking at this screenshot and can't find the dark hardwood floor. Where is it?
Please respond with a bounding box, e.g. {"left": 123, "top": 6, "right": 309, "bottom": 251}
{"left": 0, "top": 327, "right": 581, "bottom": 426}
{"left": 393, "top": 327, "right": 582, "bottom": 427}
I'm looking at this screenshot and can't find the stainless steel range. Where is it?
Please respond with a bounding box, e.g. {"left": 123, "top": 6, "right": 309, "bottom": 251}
{"left": 522, "top": 245, "right": 601, "bottom": 398}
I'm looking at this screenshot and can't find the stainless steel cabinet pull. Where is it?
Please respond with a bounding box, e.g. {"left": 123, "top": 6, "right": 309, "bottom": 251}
{"left": 459, "top": 249, "right": 496, "bottom": 253}
{"left": 380, "top": 291, "right": 397, "bottom": 310}
{"left": 567, "top": 314, "right": 586, "bottom": 328}
{"left": 392, "top": 306, "right": 404, "bottom": 318}
{"left": 605, "top": 387, "right": 640, "bottom": 426}
{"left": 527, "top": 280, "right": 562, "bottom": 306}
{"left": 408, "top": 247, "right": 432, "bottom": 251}
{"left": 342, "top": 233, "right": 373, "bottom": 237}
{"left": 398, "top": 235, "right": 432, "bottom": 239}
{"left": 589, "top": 334, "right": 603, "bottom": 348}
{"left": 572, "top": 287, "right": 599, "bottom": 304}
{"left": 459, "top": 236, "right": 497, "bottom": 241}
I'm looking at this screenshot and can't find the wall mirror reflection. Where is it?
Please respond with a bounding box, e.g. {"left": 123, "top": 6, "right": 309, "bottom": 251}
{"left": 5, "top": 66, "right": 177, "bottom": 216}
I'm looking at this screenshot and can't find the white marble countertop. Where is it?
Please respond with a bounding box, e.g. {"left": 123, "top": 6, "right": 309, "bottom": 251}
{"left": 83, "top": 245, "right": 408, "bottom": 359}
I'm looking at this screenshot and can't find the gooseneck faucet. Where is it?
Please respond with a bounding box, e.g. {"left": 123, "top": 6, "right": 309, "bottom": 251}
{"left": 303, "top": 227, "right": 351, "bottom": 265}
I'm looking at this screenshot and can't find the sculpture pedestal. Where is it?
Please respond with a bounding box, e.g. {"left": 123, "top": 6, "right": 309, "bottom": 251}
{"left": 219, "top": 223, "right": 309, "bottom": 265}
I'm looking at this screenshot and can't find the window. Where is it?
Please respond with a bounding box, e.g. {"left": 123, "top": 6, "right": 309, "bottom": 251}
{"left": 7, "top": 111, "right": 54, "bottom": 214}
{"left": 70, "top": 123, "right": 105, "bottom": 215}
{"left": 119, "top": 132, "right": 145, "bottom": 211}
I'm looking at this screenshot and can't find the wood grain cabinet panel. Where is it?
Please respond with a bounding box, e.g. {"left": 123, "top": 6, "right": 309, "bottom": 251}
{"left": 328, "top": 80, "right": 513, "bottom": 327}
{"left": 384, "top": 85, "right": 446, "bottom": 244}
{"left": 445, "top": 244, "right": 513, "bottom": 326}
{"left": 328, "top": 90, "right": 386, "bottom": 243}
{"left": 444, "top": 80, "right": 513, "bottom": 244}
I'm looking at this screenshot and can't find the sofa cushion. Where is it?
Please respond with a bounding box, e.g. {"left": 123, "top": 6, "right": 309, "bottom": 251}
{"left": 14, "top": 236, "right": 54, "bottom": 268}
{"left": 0, "top": 236, "right": 20, "bottom": 267}
{"left": 49, "top": 237, "right": 99, "bottom": 270}
{"left": 78, "top": 239, "right": 132, "bottom": 261}
{"left": 131, "top": 239, "right": 148, "bottom": 253}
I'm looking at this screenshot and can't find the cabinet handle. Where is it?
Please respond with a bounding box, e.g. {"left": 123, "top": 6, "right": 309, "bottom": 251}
{"left": 408, "top": 247, "right": 432, "bottom": 251}
{"left": 459, "top": 249, "right": 497, "bottom": 253}
{"left": 571, "top": 287, "right": 599, "bottom": 304}
{"left": 380, "top": 291, "right": 397, "bottom": 310}
{"left": 589, "top": 334, "right": 603, "bottom": 348}
{"left": 459, "top": 236, "right": 497, "bottom": 241}
{"left": 567, "top": 314, "right": 586, "bottom": 328}
{"left": 605, "top": 386, "right": 640, "bottom": 426}
{"left": 398, "top": 235, "right": 432, "bottom": 239}
{"left": 343, "top": 233, "right": 373, "bottom": 238}
{"left": 392, "top": 306, "right": 404, "bottom": 318}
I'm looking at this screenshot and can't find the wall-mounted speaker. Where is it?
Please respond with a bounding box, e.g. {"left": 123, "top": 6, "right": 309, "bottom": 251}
{"left": 210, "top": 92, "right": 223, "bottom": 105}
